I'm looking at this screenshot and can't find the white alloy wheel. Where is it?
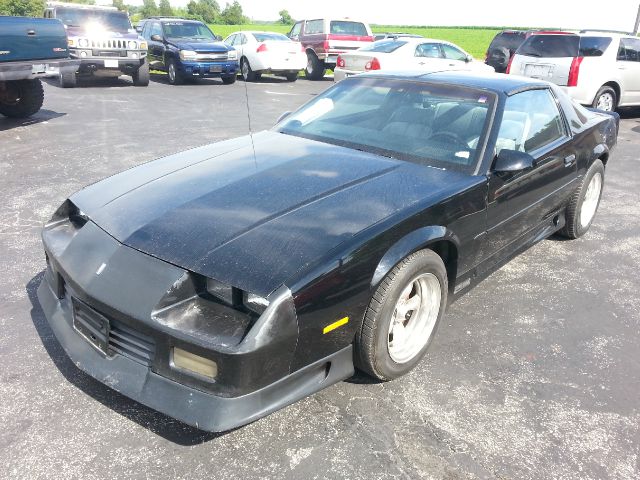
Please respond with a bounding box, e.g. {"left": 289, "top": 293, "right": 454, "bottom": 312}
{"left": 580, "top": 171, "right": 602, "bottom": 228}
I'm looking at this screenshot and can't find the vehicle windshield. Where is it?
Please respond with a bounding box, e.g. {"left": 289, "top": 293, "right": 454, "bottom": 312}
{"left": 275, "top": 77, "right": 495, "bottom": 174}
{"left": 253, "top": 32, "right": 290, "bottom": 42}
{"left": 56, "top": 7, "right": 131, "bottom": 32}
{"left": 330, "top": 21, "right": 368, "bottom": 36}
{"left": 361, "top": 40, "right": 407, "bottom": 53}
{"left": 517, "top": 34, "right": 612, "bottom": 58}
{"left": 163, "top": 22, "right": 216, "bottom": 41}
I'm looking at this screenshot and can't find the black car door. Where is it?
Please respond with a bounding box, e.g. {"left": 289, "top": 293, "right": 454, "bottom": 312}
{"left": 147, "top": 22, "right": 165, "bottom": 70}
{"left": 482, "top": 88, "right": 578, "bottom": 267}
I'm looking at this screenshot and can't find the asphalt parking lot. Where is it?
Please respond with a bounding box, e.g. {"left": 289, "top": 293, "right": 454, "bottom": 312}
{"left": 1, "top": 73, "right": 639, "bottom": 480}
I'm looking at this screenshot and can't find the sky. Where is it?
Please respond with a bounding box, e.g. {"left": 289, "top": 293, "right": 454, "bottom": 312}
{"left": 120, "top": 0, "right": 640, "bottom": 31}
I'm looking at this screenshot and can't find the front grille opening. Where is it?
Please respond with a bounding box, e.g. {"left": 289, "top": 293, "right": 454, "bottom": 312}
{"left": 108, "top": 319, "right": 155, "bottom": 367}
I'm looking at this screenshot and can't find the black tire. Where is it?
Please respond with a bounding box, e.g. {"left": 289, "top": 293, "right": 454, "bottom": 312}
{"left": 304, "top": 51, "right": 326, "bottom": 80}
{"left": 221, "top": 74, "right": 236, "bottom": 84}
{"left": 355, "top": 249, "right": 448, "bottom": 381}
{"left": 559, "top": 159, "right": 605, "bottom": 239}
{"left": 167, "top": 58, "right": 183, "bottom": 85}
{"left": 285, "top": 71, "right": 298, "bottom": 82}
{"left": 0, "top": 79, "right": 44, "bottom": 118}
{"left": 59, "top": 71, "right": 77, "bottom": 88}
{"left": 132, "top": 60, "right": 150, "bottom": 86}
{"left": 241, "top": 57, "right": 257, "bottom": 82}
{"left": 592, "top": 86, "right": 617, "bottom": 112}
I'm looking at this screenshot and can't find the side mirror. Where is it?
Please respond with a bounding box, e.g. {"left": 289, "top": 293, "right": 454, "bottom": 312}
{"left": 466, "top": 54, "right": 473, "bottom": 63}
{"left": 135, "top": 26, "right": 143, "bottom": 33}
{"left": 215, "top": 34, "right": 222, "bottom": 41}
{"left": 276, "top": 111, "right": 292, "bottom": 123}
{"left": 150, "top": 34, "right": 162, "bottom": 42}
{"left": 493, "top": 149, "right": 535, "bottom": 173}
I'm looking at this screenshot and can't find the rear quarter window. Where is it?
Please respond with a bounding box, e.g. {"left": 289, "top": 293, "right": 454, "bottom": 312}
{"left": 518, "top": 34, "right": 579, "bottom": 58}
{"left": 579, "top": 36, "right": 612, "bottom": 57}
{"left": 305, "top": 19, "right": 324, "bottom": 34}
{"left": 330, "top": 21, "right": 368, "bottom": 36}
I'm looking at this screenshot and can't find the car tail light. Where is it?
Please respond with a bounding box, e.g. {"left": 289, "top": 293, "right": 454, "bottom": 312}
{"left": 256, "top": 43, "right": 268, "bottom": 53}
{"left": 365, "top": 57, "right": 381, "bottom": 71}
{"left": 568, "top": 56, "right": 583, "bottom": 87}
{"left": 505, "top": 54, "right": 514, "bottom": 74}
{"left": 336, "top": 55, "right": 345, "bottom": 68}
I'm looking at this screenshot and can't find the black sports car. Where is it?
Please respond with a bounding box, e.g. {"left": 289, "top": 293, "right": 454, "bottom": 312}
{"left": 38, "top": 71, "right": 618, "bottom": 432}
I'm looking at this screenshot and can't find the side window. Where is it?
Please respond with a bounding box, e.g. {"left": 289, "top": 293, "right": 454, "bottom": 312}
{"left": 415, "top": 43, "right": 442, "bottom": 58}
{"left": 305, "top": 19, "right": 324, "bottom": 35}
{"left": 239, "top": 34, "right": 247, "bottom": 45}
{"left": 619, "top": 38, "right": 640, "bottom": 62}
{"left": 150, "top": 22, "right": 163, "bottom": 39}
{"left": 497, "top": 89, "right": 566, "bottom": 154}
{"left": 442, "top": 44, "right": 468, "bottom": 61}
{"left": 289, "top": 22, "right": 302, "bottom": 37}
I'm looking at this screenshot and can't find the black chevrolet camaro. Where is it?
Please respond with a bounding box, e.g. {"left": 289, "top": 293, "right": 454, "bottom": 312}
{"left": 38, "top": 71, "right": 618, "bottom": 431}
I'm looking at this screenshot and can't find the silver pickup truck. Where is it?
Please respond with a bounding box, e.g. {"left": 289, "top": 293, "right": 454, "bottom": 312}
{"left": 0, "top": 16, "right": 79, "bottom": 118}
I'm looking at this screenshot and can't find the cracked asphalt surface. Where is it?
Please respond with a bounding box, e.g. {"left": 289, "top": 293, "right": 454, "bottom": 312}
{"left": 0, "top": 73, "right": 639, "bottom": 480}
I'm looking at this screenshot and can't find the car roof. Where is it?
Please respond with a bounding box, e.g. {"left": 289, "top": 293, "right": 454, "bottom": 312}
{"left": 357, "top": 70, "right": 549, "bottom": 96}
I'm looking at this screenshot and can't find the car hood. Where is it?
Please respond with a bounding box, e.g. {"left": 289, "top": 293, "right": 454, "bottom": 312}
{"left": 167, "top": 39, "right": 229, "bottom": 52}
{"left": 71, "top": 131, "right": 477, "bottom": 296}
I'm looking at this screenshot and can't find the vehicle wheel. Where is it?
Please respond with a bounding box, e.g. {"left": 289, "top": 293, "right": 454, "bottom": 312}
{"left": 304, "top": 52, "right": 326, "bottom": 80}
{"left": 285, "top": 71, "right": 298, "bottom": 82}
{"left": 132, "top": 60, "right": 150, "bottom": 86}
{"left": 355, "top": 249, "right": 448, "bottom": 381}
{"left": 241, "top": 57, "right": 257, "bottom": 81}
{"left": 167, "top": 59, "right": 183, "bottom": 85}
{"left": 592, "top": 86, "right": 617, "bottom": 112}
{"left": 59, "top": 71, "right": 77, "bottom": 88}
{"left": 559, "top": 159, "right": 605, "bottom": 239}
{"left": 221, "top": 74, "right": 236, "bottom": 84}
{"left": 0, "top": 79, "right": 44, "bottom": 118}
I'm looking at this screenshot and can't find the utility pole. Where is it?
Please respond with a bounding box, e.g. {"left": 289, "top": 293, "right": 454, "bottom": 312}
{"left": 634, "top": 2, "right": 640, "bottom": 35}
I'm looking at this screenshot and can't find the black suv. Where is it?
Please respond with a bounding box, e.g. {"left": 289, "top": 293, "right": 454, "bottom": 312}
{"left": 485, "top": 30, "right": 535, "bottom": 73}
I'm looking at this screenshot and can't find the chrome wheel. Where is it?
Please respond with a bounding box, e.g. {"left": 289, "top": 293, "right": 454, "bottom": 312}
{"left": 596, "top": 92, "right": 614, "bottom": 111}
{"left": 580, "top": 172, "right": 602, "bottom": 228}
{"left": 241, "top": 59, "right": 249, "bottom": 80}
{"left": 168, "top": 63, "right": 176, "bottom": 83}
{"left": 387, "top": 273, "right": 441, "bottom": 364}
{"left": 306, "top": 56, "right": 314, "bottom": 75}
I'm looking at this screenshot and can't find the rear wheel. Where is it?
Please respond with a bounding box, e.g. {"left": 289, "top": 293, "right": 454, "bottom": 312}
{"left": 241, "top": 57, "right": 257, "bottom": 82}
{"left": 221, "top": 74, "right": 236, "bottom": 84}
{"left": 0, "top": 79, "right": 44, "bottom": 118}
{"left": 167, "top": 59, "right": 183, "bottom": 85}
{"left": 304, "top": 51, "right": 326, "bottom": 80}
{"left": 59, "top": 71, "right": 77, "bottom": 88}
{"left": 559, "top": 159, "right": 605, "bottom": 239}
{"left": 285, "top": 71, "right": 298, "bottom": 82}
{"left": 592, "top": 86, "right": 617, "bottom": 112}
{"left": 355, "top": 249, "right": 448, "bottom": 381}
{"left": 132, "top": 60, "right": 150, "bottom": 86}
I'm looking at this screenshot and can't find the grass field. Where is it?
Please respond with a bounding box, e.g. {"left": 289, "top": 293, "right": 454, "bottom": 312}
{"left": 208, "top": 24, "right": 501, "bottom": 58}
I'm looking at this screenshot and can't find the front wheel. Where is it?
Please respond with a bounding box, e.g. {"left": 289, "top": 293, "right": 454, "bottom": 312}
{"left": 241, "top": 57, "right": 257, "bottom": 82}
{"left": 592, "top": 86, "right": 617, "bottom": 112}
{"left": 167, "top": 59, "right": 183, "bottom": 85}
{"left": 132, "top": 60, "right": 150, "bottom": 86}
{"left": 355, "top": 249, "right": 448, "bottom": 381}
{"left": 0, "top": 79, "right": 44, "bottom": 118}
{"left": 285, "top": 71, "right": 298, "bottom": 82}
{"left": 559, "top": 159, "right": 605, "bottom": 239}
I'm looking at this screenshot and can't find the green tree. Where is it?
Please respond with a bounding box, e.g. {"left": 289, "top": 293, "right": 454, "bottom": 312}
{"left": 220, "top": 0, "right": 246, "bottom": 24}
{"left": 158, "top": 0, "right": 173, "bottom": 16}
{"left": 186, "top": 0, "right": 219, "bottom": 23}
{"left": 0, "top": 0, "right": 45, "bottom": 16}
{"left": 140, "top": 0, "right": 158, "bottom": 18}
{"left": 278, "top": 9, "right": 293, "bottom": 25}
{"left": 112, "top": 0, "right": 126, "bottom": 11}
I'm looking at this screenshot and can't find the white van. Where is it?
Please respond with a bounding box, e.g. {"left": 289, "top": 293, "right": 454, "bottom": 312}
{"left": 508, "top": 31, "right": 640, "bottom": 111}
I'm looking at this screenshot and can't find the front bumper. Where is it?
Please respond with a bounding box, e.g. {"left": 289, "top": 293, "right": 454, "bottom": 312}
{"left": 37, "top": 214, "right": 353, "bottom": 431}
{"left": 75, "top": 56, "right": 146, "bottom": 74}
{"left": 0, "top": 58, "right": 80, "bottom": 82}
{"left": 178, "top": 60, "right": 239, "bottom": 77}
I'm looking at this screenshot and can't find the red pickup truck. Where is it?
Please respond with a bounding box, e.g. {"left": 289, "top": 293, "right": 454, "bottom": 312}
{"left": 288, "top": 18, "right": 374, "bottom": 80}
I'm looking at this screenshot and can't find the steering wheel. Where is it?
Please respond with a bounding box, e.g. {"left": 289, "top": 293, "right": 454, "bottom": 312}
{"left": 427, "top": 131, "right": 469, "bottom": 151}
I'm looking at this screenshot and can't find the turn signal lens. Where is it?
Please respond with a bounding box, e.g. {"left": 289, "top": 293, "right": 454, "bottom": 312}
{"left": 67, "top": 39, "right": 74, "bottom": 47}
{"left": 172, "top": 348, "right": 217, "bottom": 379}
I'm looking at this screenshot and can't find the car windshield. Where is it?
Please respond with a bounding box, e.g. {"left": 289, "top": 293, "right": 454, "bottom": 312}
{"left": 253, "top": 32, "right": 290, "bottom": 42}
{"left": 361, "top": 40, "right": 407, "bottom": 53}
{"left": 275, "top": 77, "right": 495, "bottom": 173}
{"left": 56, "top": 7, "right": 130, "bottom": 32}
{"left": 330, "top": 21, "right": 368, "bottom": 36}
{"left": 163, "top": 22, "right": 215, "bottom": 41}
{"left": 518, "top": 34, "right": 613, "bottom": 58}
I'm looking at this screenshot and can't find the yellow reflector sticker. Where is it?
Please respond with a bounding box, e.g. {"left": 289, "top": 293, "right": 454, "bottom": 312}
{"left": 323, "top": 316, "right": 349, "bottom": 334}
{"left": 172, "top": 347, "right": 218, "bottom": 379}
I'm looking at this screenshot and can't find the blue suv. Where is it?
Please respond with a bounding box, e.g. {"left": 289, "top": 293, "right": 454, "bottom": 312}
{"left": 142, "top": 18, "right": 238, "bottom": 85}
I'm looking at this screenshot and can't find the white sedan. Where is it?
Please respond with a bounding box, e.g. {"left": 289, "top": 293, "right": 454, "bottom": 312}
{"left": 334, "top": 37, "right": 494, "bottom": 81}
{"left": 224, "top": 31, "right": 307, "bottom": 82}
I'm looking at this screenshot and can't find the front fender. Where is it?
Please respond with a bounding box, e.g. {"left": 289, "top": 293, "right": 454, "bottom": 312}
{"left": 370, "top": 226, "right": 460, "bottom": 289}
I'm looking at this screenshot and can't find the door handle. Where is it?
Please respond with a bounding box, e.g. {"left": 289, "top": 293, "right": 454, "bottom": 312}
{"left": 564, "top": 154, "right": 576, "bottom": 167}
{"left": 27, "top": 29, "right": 36, "bottom": 36}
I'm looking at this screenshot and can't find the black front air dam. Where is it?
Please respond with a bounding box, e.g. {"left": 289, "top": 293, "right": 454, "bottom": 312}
{"left": 38, "top": 277, "right": 354, "bottom": 431}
